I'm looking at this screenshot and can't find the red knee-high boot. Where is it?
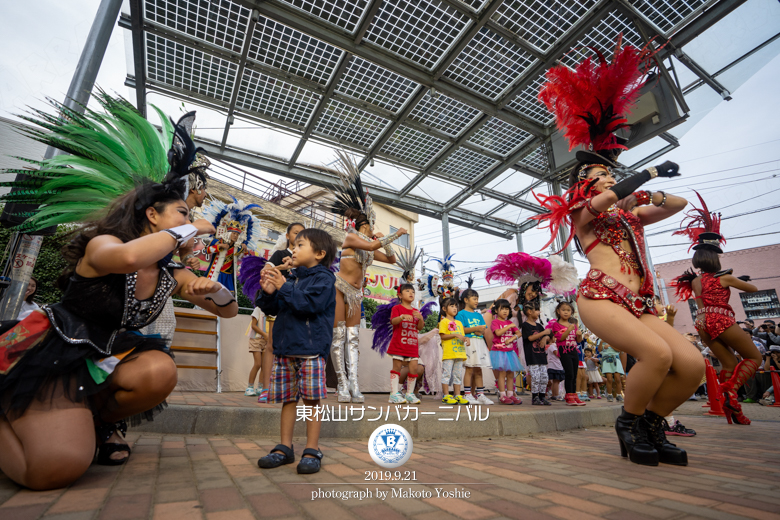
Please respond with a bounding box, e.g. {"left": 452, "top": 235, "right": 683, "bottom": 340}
{"left": 719, "top": 359, "right": 758, "bottom": 425}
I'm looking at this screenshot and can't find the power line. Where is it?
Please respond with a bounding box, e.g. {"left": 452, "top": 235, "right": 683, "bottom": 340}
{"left": 649, "top": 231, "right": 780, "bottom": 247}
{"left": 646, "top": 199, "right": 780, "bottom": 237}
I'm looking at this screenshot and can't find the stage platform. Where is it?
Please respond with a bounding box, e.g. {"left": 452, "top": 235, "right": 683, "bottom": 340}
{"left": 132, "top": 391, "right": 624, "bottom": 439}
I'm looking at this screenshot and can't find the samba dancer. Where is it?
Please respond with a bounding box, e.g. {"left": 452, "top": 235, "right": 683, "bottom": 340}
{"left": 328, "top": 152, "right": 406, "bottom": 403}
{"left": 671, "top": 193, "right": 761, "bottom": 425}
{"left": 533, "top": 38, "right": 702, "bottom": 466}
{"left": 0, "top": 94, "right": 237, "bottom": 489}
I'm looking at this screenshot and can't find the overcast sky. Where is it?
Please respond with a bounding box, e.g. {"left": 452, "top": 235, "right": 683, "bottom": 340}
{"left": 1, "top": 0, "right": 779, "bottom": 293}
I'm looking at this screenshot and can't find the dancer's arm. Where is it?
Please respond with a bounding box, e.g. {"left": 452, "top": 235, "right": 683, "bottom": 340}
{"left": 575, "top": 162, "right": 681, "bottom": 226}
{"left": 80, "top": 221, "right": 212, "bottom": 277}
{"left": 173, "top": 269, "right": 238, "bottom": 318}
{"left": 634, "top": 192, "right": 687, "bottom": 226}
{"left": 720, "top": 274, "right": 758, "bottom": 293}
{"left": 342, "top": 228, "right": 407, "bottom": 255}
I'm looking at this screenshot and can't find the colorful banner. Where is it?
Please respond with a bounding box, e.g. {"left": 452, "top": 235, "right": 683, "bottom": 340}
{"left": 365, "top": 265, "right": 404, "bottom": 304}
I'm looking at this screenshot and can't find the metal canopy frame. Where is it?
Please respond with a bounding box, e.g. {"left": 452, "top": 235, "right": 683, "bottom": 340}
{"left": 121, "top": 0, "right": 752, "bottom": 237}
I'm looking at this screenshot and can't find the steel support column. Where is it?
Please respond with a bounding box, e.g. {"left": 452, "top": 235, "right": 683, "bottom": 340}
{"left": 0, "top": 0, "right": 122, "bottom": 321}
{"left": 441, "top": 212, "right": 451, "bottom": 260}
{"left": 551, "top": 181, "right": 573, "bottom": 264}
{"left": 516, "top": 233, "right": 523, "bottom": 253}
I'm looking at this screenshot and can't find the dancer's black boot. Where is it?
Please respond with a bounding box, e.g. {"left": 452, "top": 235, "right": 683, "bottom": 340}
{"left": 615, "top": 407, "right": 658, "bottom": 466}
{"left": 643, "top": 410, "right": 688, "bottom": 466}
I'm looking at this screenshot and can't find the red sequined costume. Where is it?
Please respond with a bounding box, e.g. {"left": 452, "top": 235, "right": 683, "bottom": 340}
{"left": 693, "top": 273, "right": 735, "bottom": 339}
{"left": 533, "top": 185, "right": 657, "bottom": 319}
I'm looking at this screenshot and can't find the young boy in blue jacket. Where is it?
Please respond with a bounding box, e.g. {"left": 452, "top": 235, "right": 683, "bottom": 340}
{"left": 256, "top": 228, "right": 337, "bottom": 474}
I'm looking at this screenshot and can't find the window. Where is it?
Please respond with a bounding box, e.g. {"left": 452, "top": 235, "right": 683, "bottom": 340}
{"left": 389, "top": 225, "right": 409, "bottom": 249}
{"left": 741, "top": 289, "right": 780, "bottom": 320}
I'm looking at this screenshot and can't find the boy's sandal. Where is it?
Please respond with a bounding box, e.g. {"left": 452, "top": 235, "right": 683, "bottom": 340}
{"left": 95, "top": 420, "right": 132, "bottom": 466}
{"left": 258, "top": 444, "right": 295, "bottom": 469}
{"left": 297, "top": 448, "right": 323, "bottom": 474}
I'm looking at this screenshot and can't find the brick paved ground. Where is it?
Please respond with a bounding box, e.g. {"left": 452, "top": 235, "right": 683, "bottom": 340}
{"left": 2, "top": 416, "right": 779, "bottom": 520}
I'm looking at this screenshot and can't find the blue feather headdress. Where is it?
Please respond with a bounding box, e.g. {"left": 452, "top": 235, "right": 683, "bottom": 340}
{"left": 201, "top": 195, "right": 263, "bottom": 251}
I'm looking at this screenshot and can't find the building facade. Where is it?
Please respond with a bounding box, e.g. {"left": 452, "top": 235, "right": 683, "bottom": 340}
{"left": 655, "top": 244, "right": 780, "bottom": 334}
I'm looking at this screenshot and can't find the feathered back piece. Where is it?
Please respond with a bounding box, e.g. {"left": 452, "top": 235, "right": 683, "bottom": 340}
{"left": 201, "top": 195, "right": 264, "bottom": 251}
{"left": 485, "top": 252, "right": 552, "bottom": 287}
{"left": 538, "top": 35, "right": 657, "bottom": 153}
{"left": 0, "top": 91, "right": 186, "bottom": 231}
{"left": 371, "top": 298, "right": 437, "bottom": 357}
{"left": 670, "top": 268, "right": 697, "bottom": 302}
{"left": 672, "top": 191, "right": 725, "bottom": 252}
{"left": 328, "top": 150, "right": 375, "bottom": 230}
{"left": 237, "top": 255, "right": 268, "bottom": 302}
{"left": 547, "top": 255, "right": 579, "bottom": 296}
{"left": 396, "top": 246, "right": 422, "bottom": 280}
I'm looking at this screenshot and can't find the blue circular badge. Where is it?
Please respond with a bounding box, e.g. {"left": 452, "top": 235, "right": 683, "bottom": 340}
{"left": 368, "top": 424, "right": 413, "bottom": 468}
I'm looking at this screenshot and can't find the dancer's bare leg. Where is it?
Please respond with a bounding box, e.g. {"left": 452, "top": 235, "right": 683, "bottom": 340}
{"left": 638, "top": 315, "right": 706, "bottom": 417}
{"left": 0, "top": 392, "right": 94, "bottom": 490}
{"left": 101, "top": 350, "right": 178, "bottom": 422}
{"left": 706, "top": 325, "right": 762, "bottom": 368}
{"left": 579, "top": 299, "right": 676, "bottom": 415}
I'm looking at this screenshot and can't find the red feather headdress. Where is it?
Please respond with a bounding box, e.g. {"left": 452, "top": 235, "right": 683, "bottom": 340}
{"left": 672, "top": 191, "right": 725, "bottom": 252}
{"left": 670, "top": 268, "right": 698, "bottom": 302}
{"left": 538, "top": 34, "right": 657, "bottom": 154}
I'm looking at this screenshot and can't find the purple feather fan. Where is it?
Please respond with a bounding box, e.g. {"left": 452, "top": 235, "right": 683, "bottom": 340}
{"left": 370, "top": 298, "right": 399, "bottom": 356}
{"left": 485, "top": 253, "right": 552, "bottom": 287}
{"left": 420, "top": 301, "right": 436, "bottom": 320}
{"left": 237, "top": 255, "right": 267, "bottom": 301}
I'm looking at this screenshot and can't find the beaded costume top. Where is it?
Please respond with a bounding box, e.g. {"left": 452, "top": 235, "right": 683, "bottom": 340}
{"left": 46, "top": 264, "right": 179, "bottom": 356}
{"left": 698, "top": 273, "right": 732, "bottom": 310}
{"left": 533, "top": 183, "right": 655, "bottom": 298}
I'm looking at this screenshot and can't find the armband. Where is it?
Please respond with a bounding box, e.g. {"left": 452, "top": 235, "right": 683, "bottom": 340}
{"left": 378, "top": 231, "right": 400, "bottom": 248}
{"left": 161, "top": 224, "right": 198, "bottom": 249}
{"left": 634, "top": 191, "right": 652, "bottom": 206}
{"left": 653, "top": 191, "right": 667, "bottom": 207}
{"left": 204, "top": 283, "right": 237, "bottom": 307}
{"left": 646, "top": 166, "right": 658, "bottom": 179}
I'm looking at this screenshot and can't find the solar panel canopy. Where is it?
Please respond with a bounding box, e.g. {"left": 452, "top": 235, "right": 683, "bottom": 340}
{"left": 121, "top": 0, "right": 757, "bottom": 238}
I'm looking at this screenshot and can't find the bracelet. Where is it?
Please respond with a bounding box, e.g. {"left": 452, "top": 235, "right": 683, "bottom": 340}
{"left": 162, "top": 224, "right": 198, "bottom": 249}
{"left": 204, "top": 283, "right": 237, "bottom": 307}
{"left": 585, "top": 198, "right": 601, "bottom": 217}
{"left": 646, "top": 166, "right": 658, "bottom": 179}
{"left": 653, "top": 191, "right": 667, "bottom": 207}
{"left": 634, "top": 190, "right": 652, "bottom": 206}
{"left": 182, "top": 253, "right": 196, "bottom": 262}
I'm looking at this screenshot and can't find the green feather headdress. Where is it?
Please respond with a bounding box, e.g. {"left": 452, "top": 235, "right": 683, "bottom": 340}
{"left": 0, "top": 92, "right": 183, "bottom": 232}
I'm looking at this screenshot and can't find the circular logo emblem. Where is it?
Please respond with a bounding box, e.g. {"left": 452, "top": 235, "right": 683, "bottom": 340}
{"left": 368, "top": 424, "right": 413, "bottom": 468}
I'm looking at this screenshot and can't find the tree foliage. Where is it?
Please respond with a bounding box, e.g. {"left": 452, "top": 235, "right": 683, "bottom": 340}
{"left": 0, "top": 223, "right": 72, "bottom": 306}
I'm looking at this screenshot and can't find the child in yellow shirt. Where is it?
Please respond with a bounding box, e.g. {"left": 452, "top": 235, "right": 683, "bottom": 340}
{"left": 439, "top": 298, "right": 470, "bottom": 404}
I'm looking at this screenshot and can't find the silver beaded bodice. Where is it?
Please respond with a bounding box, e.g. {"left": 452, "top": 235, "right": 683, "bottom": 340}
{"left": 122, "top": 268, "right": 178, "bottom": 330}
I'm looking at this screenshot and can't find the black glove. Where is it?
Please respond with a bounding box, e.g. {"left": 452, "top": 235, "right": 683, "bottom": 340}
{"left": 737, "top": 275, "right": 751, "bottom": 282}
{"left": 655, "top": 161, "right": 681, "bottom": 178}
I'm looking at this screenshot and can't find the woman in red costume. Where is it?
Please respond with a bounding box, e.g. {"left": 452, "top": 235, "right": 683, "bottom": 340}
{"left": 671, "top": 193, "right": 761, "bottom": 425}
{"left": 533, "top": 38, "right": 704, "bottom": 467}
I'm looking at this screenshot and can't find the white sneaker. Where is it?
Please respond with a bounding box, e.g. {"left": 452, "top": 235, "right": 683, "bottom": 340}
{"left": 389, "top": 392, "right": 406, "bottom": 404}
{"left": 476, "top": 393, "right": 494, "bottom": 405}
{"left": 245, "top": 386, "right": 257, "bottom": 396}
{"left": 579, "top": 393, "right": 591, "bottom": 401}
{"left": 405, "top": 393, "right": 421, "bottom": 404}
{"left": 464, "top": 393, "right": 479, "bottom": 404}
